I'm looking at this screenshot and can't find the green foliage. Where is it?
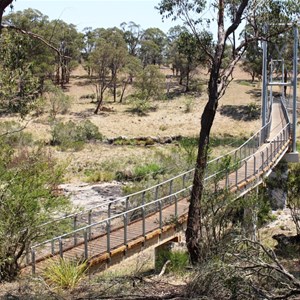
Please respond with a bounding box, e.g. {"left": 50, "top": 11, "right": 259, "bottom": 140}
{"left": 128, "top": 97, "right": 157, "bottom": 116}
{"left": 133, "top": 64, "right": 165, "bottom": 101}
{"left": 0, "top": 121, "right": 33, "bottom": 147}
{"left": 43, "top": 258, "right": 88, "bottom": 290}
{"left": 0, "top": 31, "right": 41, "bottom": 116}
{"left": 45, "top": 81, "right": 73, "bottom": 118}
{"left": 133, "top": 163, "right": 165, "bottom": 181}
{"left": 287, "top": 163, "right": 300, "bottom": 235}
{"left": 50, "top": 120, "right": 103, "bottom": 151}
{"left": 0, "top": 144, "right": 71, "bottom": 281}
{"left": 178, "top": 137, "right": 198, "bottom": 167}
{"left": 156, "top": 249, "right": 189, "bottom": 274}
{"left": 188, "top": 78, "right": 203, "bottom": 95}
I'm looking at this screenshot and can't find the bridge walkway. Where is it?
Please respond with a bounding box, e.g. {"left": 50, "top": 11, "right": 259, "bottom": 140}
{"left": 24, "top": 99, "right": 291, "bottom": 275}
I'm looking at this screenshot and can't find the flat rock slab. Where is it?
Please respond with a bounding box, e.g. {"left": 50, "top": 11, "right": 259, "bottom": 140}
{"left": 59, "top": 181, "right": 124, "bottom": 210}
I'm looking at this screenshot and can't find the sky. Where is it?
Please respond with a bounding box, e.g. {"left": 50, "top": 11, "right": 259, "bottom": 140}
{"left": 6, "top": 0, "right": 182, "bottom": 33}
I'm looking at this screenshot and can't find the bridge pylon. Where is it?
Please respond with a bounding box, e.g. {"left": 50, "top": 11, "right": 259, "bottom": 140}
{"left": 262, "top": 25, "right": 299, "bottom": 163}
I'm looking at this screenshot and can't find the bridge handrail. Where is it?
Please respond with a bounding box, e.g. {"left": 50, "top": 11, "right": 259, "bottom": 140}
{"left": 29, "top": 122, "right": 290, "bottom": 274}
{"left": 42, "top": 117, "right": 273, "bottom": 228}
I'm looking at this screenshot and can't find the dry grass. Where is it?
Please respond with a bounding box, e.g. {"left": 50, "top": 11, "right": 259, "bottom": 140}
{"left": 4, "top": 64, "right": 261, "bottom": 182}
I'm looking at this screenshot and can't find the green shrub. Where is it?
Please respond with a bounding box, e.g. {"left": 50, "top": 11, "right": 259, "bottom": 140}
{"left": 156, "top": 249, "right": 189, "bottom": 274}
{"left": 0, "top": 145, "right": 71, "bottom": 281}
{"left": 0, "top": 121, "right": 33, "bottom": 147}
{"left": 189, "top": 78, "right": 203, "bottom": 95}
{"left": 178, "top": 137, "right": 198, "bottom": 168}
{"left": 129, "top": 98, "right": 157, "bottom": 116}
{"left": 43, "top": 258, "right": 88, "bottom": 290}
{"left": 45, "top": 81, "right": 73, "bottom": 118}
{"left": 50, "top": 120, "right": 103, "bottom": 151}
{"left": 133, "top": 163, "right": 164, "bottom": 181}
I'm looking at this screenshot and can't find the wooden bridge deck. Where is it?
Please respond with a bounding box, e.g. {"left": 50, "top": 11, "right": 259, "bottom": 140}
{"left": 24, "top": 100, "right": 290, "bottom": 275}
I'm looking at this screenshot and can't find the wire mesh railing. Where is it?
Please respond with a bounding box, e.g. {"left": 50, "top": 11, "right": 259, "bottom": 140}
{"left": 28, "top": 121, "right": 290, "bottom": 274}
{"left": 25, "top": 96, "right": 292, "bottom": 274}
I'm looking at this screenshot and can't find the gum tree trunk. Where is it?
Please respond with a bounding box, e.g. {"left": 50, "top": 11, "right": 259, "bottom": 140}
{"left": 185, "top": 0, "right": 249, "bottom": 264}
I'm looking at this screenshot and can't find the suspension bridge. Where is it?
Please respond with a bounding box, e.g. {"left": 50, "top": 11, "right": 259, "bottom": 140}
{"left": 22, "top": 27, "right": 299, "bottom": 275}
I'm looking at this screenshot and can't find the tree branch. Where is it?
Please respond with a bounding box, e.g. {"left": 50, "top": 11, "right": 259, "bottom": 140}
{"left": 0, "top": 24, "right": 71, "bottom": 58}
{"left": 225, "top": 0, "right": 249, "bottom": 40}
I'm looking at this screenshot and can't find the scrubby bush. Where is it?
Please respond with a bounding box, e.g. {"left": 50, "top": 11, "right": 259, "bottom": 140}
{"left": 0, "top": 121, "right": 33, "bottom": 147}
{"left": 50, "top": 120, "right": 103, "bottom": 151}
{"left": 45, "top": 81, "right": 73, "bottom": 118}
{"left": 0, "top": 144, "right": 71, "bottom": 281}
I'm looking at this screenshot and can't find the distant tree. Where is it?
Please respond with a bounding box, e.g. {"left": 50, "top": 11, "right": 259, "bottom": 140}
{"left": 118, "top": 55, "right": 143, "bottom": 103}
{"left": 104, "top": 28, "right": 128, "bottom": 102}
{"left": 242, "top": 43, "right": 262, "bottom": 82}
{"left": 176, "top": 30, "right": 211, "bottom": 92}
{"left": 120, "top": 21, "right": 143, "bottom": 56}
{"left": 166, "top": 25, "right": 187, "bottom": 76}
{"left": 139, "top": 27, "right": 167, "bottom": 66}
{"left": 48, "top": 19, "right": 82, "bottom": 87}
{"left": 90, "top": 37, "right": 113, "bottom": 114}
{"left": 133, "top": 64, "right": 165, "bottom": 101}
{"left": 89, "top": 28, "right": 128, "bottom": 112}
{"left": 82, "top": 26, "right": 96, "bottom": 76}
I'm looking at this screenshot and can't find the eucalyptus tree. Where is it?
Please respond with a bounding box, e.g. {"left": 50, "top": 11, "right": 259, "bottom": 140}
{"left": 89, "top": 28, "right": 128, "bottom": 113}
{"left": 118, "top": 55, "right": 143, "bottom": 103}
{"left": 0, "top": 8, "right": 52, "bottom": 114}
{"left": 2, "top": 9, "right": 54, "bottom": 90}
{"left": 157, "top": 0, "right": 300, "bottom": 264}
{"left": 133, "top": 64, "right": 165, "bottom": 101}
{"left": 242, "top": 41, "right": 263, "bottom": 82}
{"left": 48, "top": 19, "right": 82, "bottom": 87}
{"left": 105, "top": 27, "right": 129, "bottom": 102}
{"left": 120, "top": 21, "right": 143, "bottom": 56}
{"left": 175, "top": 29, "right": 211, "bottom": 91}
{"left": 139, "top": 27, "right": 167, "bottom": 66}
{"left": 166, "top": 25, "right": 187, "bottom": 76}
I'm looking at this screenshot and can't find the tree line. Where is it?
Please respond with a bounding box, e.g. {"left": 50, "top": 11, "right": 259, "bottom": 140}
{"left": 0, "top": 8, "right": 213, "bottom": 116}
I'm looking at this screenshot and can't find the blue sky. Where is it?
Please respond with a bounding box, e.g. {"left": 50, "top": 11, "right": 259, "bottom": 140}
{"left": 7, "top": 0, "right": 180, "bottom": 33}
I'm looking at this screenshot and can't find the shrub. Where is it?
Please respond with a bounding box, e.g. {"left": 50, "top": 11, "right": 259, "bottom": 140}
{"left": 50, "top": 120, "right": 103, "bottom": 151}
{"left": 178, "top": 137, "right": 198, "bottom": 168}
{"left": 0, "top": 121, "right": 33, "bottom": 147}
{"left": 189, "top": 78, "right": 203, "bottom": 95}
{"left": 156, "top": 249, "right": 189, "bottom": 275}
{"left": 133, "top": 163, "right": 164, "bottom": 181}
{"left": 79, "top": 93, "right": 96, "bottom": 101}
{"left": 85, "top": 170, "right": 115, "bottom": 183}
{"left": 45, "top": 81, "right": 73, "bottom": 118}
{"left": 128, "top": 97, "right": 157, "bottom": 116}
{"left": 0, "top": 145, "right": 71, "bottom": 281}
{"left": 43, "top": 258, "right": 88, "bottom": 290}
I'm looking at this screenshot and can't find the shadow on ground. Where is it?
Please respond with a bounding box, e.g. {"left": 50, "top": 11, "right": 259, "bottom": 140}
{"left": 219, "top": 104, "right": 260, "bottom": 121}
